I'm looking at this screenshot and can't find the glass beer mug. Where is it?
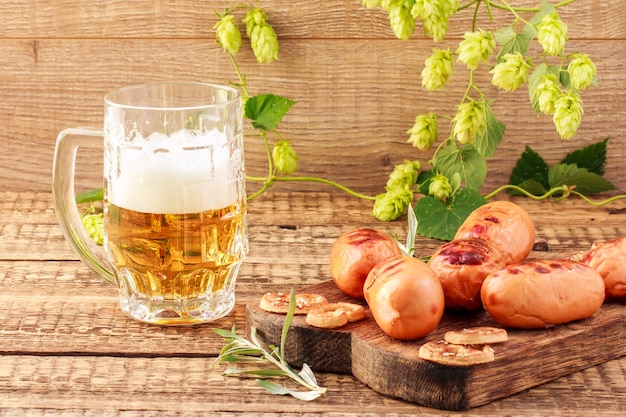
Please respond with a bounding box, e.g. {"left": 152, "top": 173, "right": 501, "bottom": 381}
{"left": 53, "top": 82, "right": 248, "bottom": 325}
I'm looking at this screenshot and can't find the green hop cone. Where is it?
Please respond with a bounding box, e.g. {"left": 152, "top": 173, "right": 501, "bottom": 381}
{"left": 244, "top": 8, "right": 279, "bottom": 63}
{"left": 452, "top": 100, "right": 486, "bottom": 145}
{"left": 386, "top": 160, "right": 421, "bottom": 189}
{"left": 407, "top": 113, "right": 438, "bottom": 151}
{"left": 387, "top": 0, "right": 416, "bottom": 40}
{"left": 372, "top": 186, "right": 414, "bottom": 222}
{"left": 428, "top": 174, "right": 453, "bottom": 202}
{"left": 272, "top": 140, "right": 298, "bottom": 174}
{"left": 363, "top": 0, "right": 382, "bottom": 8}
{"left": 553, "top": 91, "right": 583, "bottom": 140}
{"left": 567, "top": 53, "right": 597, "bottom": 91}
{"left": 81, "top": 212, "right": 104, "bottom": 245}
{"left": 490, "top": 52, "right": 531, "bottom": 92}
{"left": 243, "top": 8, "right": 268, "bottom": 38}
{"left": 537, "top": 13, "right": 568, "bottom": 56}
{"left": 456, "top": 29, "right": 495, "bottom": 70}
{"left": 534, "top": 74, "right": 562, "bottom": 115}
{"left": 249, "top": 24, "right": 279, "bottom": 64}
{"left": 421, "top": 48, "right": 454, "bottom": 91}
{"left": 411, "top": 0, "right": 458, "bottom": 42}
{"left": 214, "top": 13, "right": 242, "bottom": 55}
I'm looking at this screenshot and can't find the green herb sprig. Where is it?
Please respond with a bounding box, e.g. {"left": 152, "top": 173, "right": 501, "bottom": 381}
{"left": 212, "top": 290, "right": 327, "bottom": 401}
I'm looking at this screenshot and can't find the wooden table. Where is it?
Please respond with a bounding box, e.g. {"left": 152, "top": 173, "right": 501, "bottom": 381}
{"left": 1, "top": 190, "right": 625, "bottom": 416}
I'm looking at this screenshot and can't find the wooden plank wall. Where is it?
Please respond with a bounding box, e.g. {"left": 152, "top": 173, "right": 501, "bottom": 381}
{"left": 1, "top": 0, "right": 625, "bottom": 198}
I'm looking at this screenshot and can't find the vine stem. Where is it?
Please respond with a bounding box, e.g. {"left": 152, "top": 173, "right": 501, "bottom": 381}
{"left": 246, "top": 174, "right": 377, "bottom": 201}
{"left": 485, "top": 184, "right": 626, "bottom": 206}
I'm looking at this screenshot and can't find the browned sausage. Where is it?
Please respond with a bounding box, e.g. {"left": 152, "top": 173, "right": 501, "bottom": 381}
{"left": 481, "top": 259, "right": 605, "bottom": 329}
{"left": 576, "top": 237, "right": 626, "bottom": 301}
{"left": 428, "top": 239, "right": 506, "bottom": 311}
{"left": 455, "top": 201, "right": 536, "bottom": 265}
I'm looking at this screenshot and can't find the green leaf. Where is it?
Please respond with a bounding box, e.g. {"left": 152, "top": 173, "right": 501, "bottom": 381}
{"left": 256, "top": 379, "right": 324, "bottom": 401}
{"left": 415, "top": 189, "right": 487, "bottom": 241}
{"left": 76, "top": 188, "right": 104, "bottom": 204}
{"left": 474, "top": 103, "right": 506, "bottom": 158}
{"left": 416, "top": 170, "right": 435, "bottom": 195}
{"left": 515, "top": 179, "right": 549, "bottom": 196}
{"left": 435, "top": 141, "right": 487, "bottom": 191}
{"left": 245, "top": 94, "right": 296, "bottom": 131}
{"left": 561, "top": 137, "right": 609, "bottom": 176}
{"left": 548, "top": 163, "right": 616, "bottom": 194}
{"left": 494, "top": 26, "right": 532, "bottom": 62}
{"left": 522, "top": 1, "right": 557, "bottom": 39}
{"left": 509, "top": 145, "right": 550, "bottom": 195}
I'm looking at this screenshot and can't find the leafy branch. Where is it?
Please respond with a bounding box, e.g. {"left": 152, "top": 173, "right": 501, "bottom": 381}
{"left": 212, "top": 290, "right": 327, "bottom": 401}
{"left": 214, "top": 4, "right": 376, "bottom": 203}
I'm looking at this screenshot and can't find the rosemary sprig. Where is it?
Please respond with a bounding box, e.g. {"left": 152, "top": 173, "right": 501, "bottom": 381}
{"left": 212, "top": 289, "right": 327, "bottom": 401}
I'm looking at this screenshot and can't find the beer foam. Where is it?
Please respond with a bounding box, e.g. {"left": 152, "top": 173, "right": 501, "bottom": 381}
{"left": 107, "top": 129, "right": 241, "bottom": 214}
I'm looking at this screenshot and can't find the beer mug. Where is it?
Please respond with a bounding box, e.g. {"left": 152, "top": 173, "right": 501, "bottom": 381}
{"left": 53, "top": 82, "right": 248, "bottom": 325}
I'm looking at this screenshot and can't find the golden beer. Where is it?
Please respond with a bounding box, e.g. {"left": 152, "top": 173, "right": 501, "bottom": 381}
{"left": 105, "top": 200, "right": 247, "bottom": 324}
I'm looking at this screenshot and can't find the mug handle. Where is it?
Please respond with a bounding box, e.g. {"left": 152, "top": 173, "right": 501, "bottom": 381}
{"left": 52, "top": 128, "right": 116, "bottom": 285}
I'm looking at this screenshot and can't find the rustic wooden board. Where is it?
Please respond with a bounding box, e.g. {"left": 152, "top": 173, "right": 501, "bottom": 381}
{"left": 246, "top": 270, "right": 626, "bottom": 411}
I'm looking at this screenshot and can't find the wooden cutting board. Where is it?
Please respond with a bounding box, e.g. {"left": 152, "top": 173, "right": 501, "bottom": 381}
{"left": 245, "top": 255, "right": 626, "bottom": 410}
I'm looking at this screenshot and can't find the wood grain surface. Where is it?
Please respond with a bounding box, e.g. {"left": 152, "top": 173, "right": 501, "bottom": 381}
{"left": 1, "top": 1, "right": 626, "bottom": 196}
{"left": 1, "top": 191, "right": 626, "bottom": 415}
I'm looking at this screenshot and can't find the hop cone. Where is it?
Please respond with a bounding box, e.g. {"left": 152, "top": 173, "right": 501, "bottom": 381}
{"left": 407, "top": 113, "right": 438, "bottom": 150}
{"left": 272, "top": 140, "right": 298, "bottom": 174}
{"left": 452, "top": 100, "right": 486, "bottom": 144}
{"left": 553, "top": 91, "right": 583, "bottom": 139}
{"left": 456, "top": 29, "right": 496, "bottom": 70}
{"left": 490, "top": 52, "right": 530, "bottom": 92}
{"left": 214, "top": 13, "right": 242, "bottom": 55}
{"left": 421, "top": 48, "right": 453, "bottom": 91}
{"left": 568, "top": 53, "right": 596, "bottom": 91}
{"left": 537, "top": 13, "right": 568, "bottom": 56}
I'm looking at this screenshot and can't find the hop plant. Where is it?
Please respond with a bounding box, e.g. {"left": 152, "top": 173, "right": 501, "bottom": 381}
{"left": 452, "top": 100, "right": 486, "bottom": 145}
{"left": 81, "top": 212, "right": 104, "bottom": 245}
{"left": 387, "top": 0, "right": 416, "bottom": 40}
{"left": 568, "top": 53, "right": 597, "bottom": 91}
{"left": 537, "top": 12, "right": 568, "bottom": 56}
{"left": 456, "top": 30, "right": 496, "bottom": 70}
{"left": 272, "top": 140, "right": 299, "bottom": 174}
{"left": 411, "top": 0, "right": 459, "bottom": 42}
{"left": 553, "top": 91, "right": 583, "bottom": 139}
{"left": 386, "top": 160, "right": 421, "bottom": 189}
{"left": 372, "top": 186, "right": 414, "bottom": 221}
{"left": 244, "top": 8, "right": 279, "bottom": 63}
{"left": 534, "top": 73, "right": 562, "bottom": 115}
{"left": 421, "top": 48, "right": 454, "bottom": 91}
{"left": 362, "top": 0, "right": 382, "bottom": 8}
{"left": 407, "top": 112, "right": 438, "bottom": 150}
{"left": 428, "top": 174, "right": 453, "bottom": 202}
{"left": 214, "top": 13, "right": 242, "bottom": 55}
{"left": 490, "top": 52, "right": 531, "bottom": 92}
